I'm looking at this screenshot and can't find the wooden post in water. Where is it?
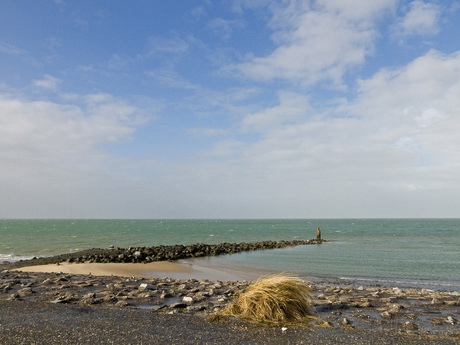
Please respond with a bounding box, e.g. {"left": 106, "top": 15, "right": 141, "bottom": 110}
{"left": 316, "top": 227, "right": 321, "bottom": 241}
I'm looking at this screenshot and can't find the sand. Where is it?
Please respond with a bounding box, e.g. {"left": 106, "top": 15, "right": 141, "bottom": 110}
{"left": 16, "top": 261, "right": 191, "bottom": 277}
{"left": 13, "top": 260, "right": 257, "bottom": 281}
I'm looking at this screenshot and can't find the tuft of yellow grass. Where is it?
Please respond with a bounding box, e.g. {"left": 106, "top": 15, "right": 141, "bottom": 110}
{"left": 216, "top": 273, "right": 313, "bottom": 324}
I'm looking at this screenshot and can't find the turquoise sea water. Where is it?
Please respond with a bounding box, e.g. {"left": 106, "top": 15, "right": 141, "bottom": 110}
{"left": 1, "top": 219, "right": 459, "bottom": 290}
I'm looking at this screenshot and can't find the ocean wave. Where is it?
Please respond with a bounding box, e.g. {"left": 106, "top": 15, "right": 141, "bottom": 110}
{"left": 0, "top": 253, "right": 36, "bottom": 263}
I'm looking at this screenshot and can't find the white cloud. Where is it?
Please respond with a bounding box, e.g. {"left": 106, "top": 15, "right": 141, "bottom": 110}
{"left": 206, "top": 17, "right": 244, "bottom": 39}
{"left": 145, "top": 69, "right": 200, "bottom": 89}
{"left": 0, "top": 93, "right": 145, "bottom": 160}
{"left": 230, "top": 0, "right": 271, "bottom": 14}
{"left": 1, "top": 1, "right": 459, "bottom": 218}
{"left": 188, "top": 127, "right": 229, "bottom": 137}
{"left": 0, "top": 42, "right": 26, "bottom": 56}
{"left": 352, "top": 50, "right": 460, "bottom": 164}
{"left": 107, "top": 54, "right": 131, "bottom": 70}
{"left": 184, "top": 49, "right": 460, "bottom": 217}
{"left": 394, "top": 1, "right": 441, "bottom": 36}
{"left": 241, "top": 91, "right": 313, "bottom": 131}
{"left": 32, "top": 74, "right": 61, "bottom": 91}
{"left": 315, "top": 0, "right": 397, "bottom": 20}
{"left": 191, "top": 6, "right": 206, "bottom": 20}
{"left": 146, "top": 34, "right": 189, "bottom": 56}
{"left": 233, "top": 0, "right": 395, "bottom": 86}
{"left": 0, "top": 91, "right": 155, "bottom": 218}
{"left": 2, "top": 46, "right": 460, "bottom": 218}
{"left": 131, "top": 48, "right": 460, "bottom": 218}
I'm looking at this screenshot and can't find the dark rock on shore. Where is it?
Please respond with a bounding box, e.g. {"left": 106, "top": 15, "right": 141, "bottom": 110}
{"left": 5, "top": 239, "right": 325, "bottom": 269}
{"left": 1, "top": 270, "right": 459, "bottom": 342}
{"left": 2, "top": 300, "right": 457, "bottom": 345}
{"left": 0, "top": 270, "right": 249, "bottom": 315}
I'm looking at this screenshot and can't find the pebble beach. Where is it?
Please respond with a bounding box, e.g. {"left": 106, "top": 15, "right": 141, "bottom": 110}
{"left": 1, "top": 242, "right": 459, "bottom": 344}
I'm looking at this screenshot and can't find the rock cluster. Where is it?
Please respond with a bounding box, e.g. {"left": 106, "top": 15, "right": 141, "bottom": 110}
{"left": 1, "top": 271, "right": 248, "bottom": 315}
{"left": 10, "top": 239, "right": 324, "bottom": 267}
{"left": 1, "top": 270, "right": 459, "bottom": 338}
{"left": 313, "top": 284, "right": 460, "bottom": 336}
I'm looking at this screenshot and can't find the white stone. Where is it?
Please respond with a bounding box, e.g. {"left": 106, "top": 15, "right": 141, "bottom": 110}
{"left": 138, "top": 283, "right": 155, "bottom": 291}
{"left": 393, "top": 288, "right": 402, "bottom": 295}
{"left": 447, "top": 316, "right": 457, "bottom": 325}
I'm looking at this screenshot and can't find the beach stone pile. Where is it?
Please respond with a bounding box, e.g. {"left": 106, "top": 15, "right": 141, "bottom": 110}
{"left": 312, "top": 284, "right": 460, "bottom": 336}
{"left": 11, "top": 239, "right": 324, "bottom": 267}
{"left": 1, "top": 271, "right": 248, "bottom": 315}
{"left": 1, "top": 270, "right": 459, "bottom": 338}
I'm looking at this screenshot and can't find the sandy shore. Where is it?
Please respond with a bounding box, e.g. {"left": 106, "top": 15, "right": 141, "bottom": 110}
{"left": 13, "top": 261, "right": 257, "bottom": 281}
{"left": 15, "top": 261, "right": 192, "bottom": 276}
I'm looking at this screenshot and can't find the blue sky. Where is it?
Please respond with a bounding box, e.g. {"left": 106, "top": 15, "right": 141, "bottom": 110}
{"left": 1, "top": 0, "right": 460, "bottom": 218}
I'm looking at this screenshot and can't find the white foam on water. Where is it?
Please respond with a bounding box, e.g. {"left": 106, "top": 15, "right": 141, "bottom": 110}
{"left": 0, "top": 253, "right": 36, "bottom": 263}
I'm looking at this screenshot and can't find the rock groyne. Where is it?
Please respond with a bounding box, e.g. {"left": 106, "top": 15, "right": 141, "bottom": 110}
{"left": 10, "top": 239, "right": 325, "bottom": 268}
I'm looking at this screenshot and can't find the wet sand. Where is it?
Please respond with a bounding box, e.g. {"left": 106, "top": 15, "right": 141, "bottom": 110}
{"left": 15, "top": 261, "right": 192, "bottom": 276}
{"left": 13, "top": 260, "right": 256, "bottom": 281}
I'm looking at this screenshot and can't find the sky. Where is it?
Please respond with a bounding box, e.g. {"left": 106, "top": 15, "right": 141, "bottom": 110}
{"left": 1, "top": 0, "right": 460, "bottom": 219}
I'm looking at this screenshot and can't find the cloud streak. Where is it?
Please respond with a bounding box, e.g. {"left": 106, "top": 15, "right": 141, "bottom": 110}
{"left": 394, "top": 0, "right": 441, "bottom": 36}
{"left": 32, "top": 74, "right": 61, "bottom": 91}
{"left": 233, "top": 0, "right": 395, "bottom": 86}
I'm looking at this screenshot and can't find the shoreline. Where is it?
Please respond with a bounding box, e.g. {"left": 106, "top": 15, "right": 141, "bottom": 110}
{"left": 5, "top": 238, "right": 459, "bottom": 292}
{"left": 2, "top": 263, "right": 459, "bottom": 342}
{"left": 6, "top": 255, "right": 460, "bottom": 293}
{"left": 1, "top": 242, "right": 460, "bottom": 343}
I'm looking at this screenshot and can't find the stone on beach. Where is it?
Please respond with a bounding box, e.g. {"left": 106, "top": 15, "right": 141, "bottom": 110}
{"left": 1, "top": 270, "right": 460, "bottom": 340}
{"left": 138, "top": 283, "right": 155, "bottom": 291}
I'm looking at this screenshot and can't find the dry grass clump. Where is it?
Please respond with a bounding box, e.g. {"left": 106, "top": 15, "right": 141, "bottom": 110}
{"left": 216, "top": 273, "right": 313, "bottom": 324}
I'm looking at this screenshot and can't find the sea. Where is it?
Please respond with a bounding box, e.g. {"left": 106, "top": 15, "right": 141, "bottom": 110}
{"left": 1, "top": 219, "right": 459, "bottom": 291}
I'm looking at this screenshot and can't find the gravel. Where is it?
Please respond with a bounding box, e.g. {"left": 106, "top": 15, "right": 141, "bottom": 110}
{"left": 1, "top": 300, "right": 458, "bottom": 345}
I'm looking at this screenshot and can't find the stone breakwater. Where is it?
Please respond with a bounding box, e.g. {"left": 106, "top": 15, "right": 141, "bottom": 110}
{"left": 9, "top": 239, "right": 324, "bottom": 268}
